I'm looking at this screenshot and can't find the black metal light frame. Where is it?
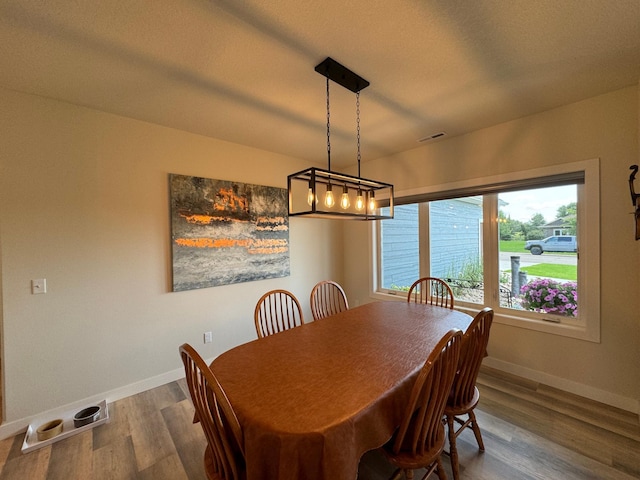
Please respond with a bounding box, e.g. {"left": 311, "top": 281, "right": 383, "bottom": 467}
{"left": 287, "top": 57, "right": 394, "bottom": 221}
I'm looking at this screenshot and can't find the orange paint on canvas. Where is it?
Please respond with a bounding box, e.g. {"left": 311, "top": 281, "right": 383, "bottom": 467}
{"left": 175, "top": 237, "right": 288, "bottom": 255}
{"left": 213, "top": 188, "right": 249, "bottom": 213}
{"left": 175, "top": 238, "right": 250, "bottom": 248}
{"left": 248, "top": 246, "right": 289, "bottom": 255}
{"left": 180, "top": 214, "right": 214, "bottom": 225}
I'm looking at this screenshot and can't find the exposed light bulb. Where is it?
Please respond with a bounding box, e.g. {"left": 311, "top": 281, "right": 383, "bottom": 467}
{"left": 355, "top": 190, "right": 365, "bottom": 211}
{"left": 368, "top": 191, "right": 376, "bottom": 211}
{"left": 340, "top": 185, "right": 350, "bottom": 209}
{"left": 307, "top": 187, "right": 315, "bottom": 206}
{"left": 324, "top": 184, "right": 335, "bottom": 208}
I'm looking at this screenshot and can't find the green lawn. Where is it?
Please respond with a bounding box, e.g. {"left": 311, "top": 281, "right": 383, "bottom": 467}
{"left": 518, "top": 263, "right": 577, "bottom": 281}
{"left": 500, "top": 240, "right": 526, "bottom": 252}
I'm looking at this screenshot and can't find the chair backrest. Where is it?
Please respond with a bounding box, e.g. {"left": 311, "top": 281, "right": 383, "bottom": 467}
{"left": 407, "top": 277, "right": 455, "bottom": 309}
{"left": 391, "top": 329, "right": 462, "bottom": 457}
{"left": 179, "top": 344, "right": 244, "bottom": 480}
{"left": 310, "top": 280, "right": 349, "bottom": 320}
{"left": 254, "top": 289, "right": 304, "bottom": 338}
{"left": 449, "top": 307, "right": 494, "bottom": 409}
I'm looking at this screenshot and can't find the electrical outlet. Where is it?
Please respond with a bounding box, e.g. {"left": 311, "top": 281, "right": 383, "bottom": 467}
{"left": 203, "top": 331, "right": 213, "bottom": 344}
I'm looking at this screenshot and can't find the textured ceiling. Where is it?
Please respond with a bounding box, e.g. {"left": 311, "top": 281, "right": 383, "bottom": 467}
{"left": 0, "top": 0, "right": 638, "bottom": 167}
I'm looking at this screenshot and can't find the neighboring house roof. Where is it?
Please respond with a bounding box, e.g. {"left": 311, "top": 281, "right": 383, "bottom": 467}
{"left": 543, "top": 215, "right": 575, "bottom": 228}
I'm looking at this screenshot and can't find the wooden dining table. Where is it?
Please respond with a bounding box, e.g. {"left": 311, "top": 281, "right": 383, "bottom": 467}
{"left": 210, "top": 300, "right": 473, "bottom": 480}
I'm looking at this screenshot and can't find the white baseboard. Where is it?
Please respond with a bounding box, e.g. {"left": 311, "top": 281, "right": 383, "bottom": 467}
{"left": 0, "top": 365, "right": 188, "bottom": 441}
{"left": 483, "top": 357, "right": 639, "bottom": 415}
{"left": 4, "top": 357, "right": 637, "bottom": 441}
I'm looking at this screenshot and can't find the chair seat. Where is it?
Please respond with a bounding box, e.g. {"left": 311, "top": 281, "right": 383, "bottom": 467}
{"left": 445, "top": 386, "right": 480, "bottom": 417}
{"left": 380, "top": 427, "right": 446, "bottom": 470}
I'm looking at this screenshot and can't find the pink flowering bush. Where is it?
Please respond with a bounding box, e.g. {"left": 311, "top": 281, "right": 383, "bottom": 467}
{"left": 519, "top": 278, "right": 578, "bottom": 317}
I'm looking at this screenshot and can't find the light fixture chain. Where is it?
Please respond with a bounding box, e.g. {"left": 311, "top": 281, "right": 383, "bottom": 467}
{"left": 356, "top": 91, "right": 361, "bottom": 178}
{"left": 326, "top": 77, "right": 331, "bottom": 172}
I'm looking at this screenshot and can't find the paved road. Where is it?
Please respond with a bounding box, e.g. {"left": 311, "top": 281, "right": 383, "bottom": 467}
{"left": 500, "top": 251, "right": 577, "bottom": 271}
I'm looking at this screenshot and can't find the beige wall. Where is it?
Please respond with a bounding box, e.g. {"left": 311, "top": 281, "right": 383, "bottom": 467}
{"left": 0, "top": 88, "right": 344, "bottom": 429}
{"left": 1, "top": 84, "right": 638, "bottom": 435}
{"left": 345, "top": 86, "right": 640, "bottom": 411}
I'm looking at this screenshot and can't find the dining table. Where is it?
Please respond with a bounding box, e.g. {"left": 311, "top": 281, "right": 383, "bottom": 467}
{"left": 210, "top": 300, "right": 473, "bottom": 480}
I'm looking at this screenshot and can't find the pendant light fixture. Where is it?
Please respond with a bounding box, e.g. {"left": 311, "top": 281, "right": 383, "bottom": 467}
{"left": 287, "top": 57, "right": 394, "bottom": 220}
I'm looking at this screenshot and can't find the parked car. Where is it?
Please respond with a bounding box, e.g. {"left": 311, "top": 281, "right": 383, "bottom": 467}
{"left": 524, "top": 235, "right": 577, "bottom": 255}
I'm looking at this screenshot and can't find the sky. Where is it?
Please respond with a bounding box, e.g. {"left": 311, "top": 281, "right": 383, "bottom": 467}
{"left": 499, "top": 185, "right": 577, "bottom": 223}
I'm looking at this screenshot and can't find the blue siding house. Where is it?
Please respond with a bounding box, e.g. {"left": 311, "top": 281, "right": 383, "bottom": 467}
{"left": 380, "top": 197, "right": 483, "bottom": 289}
{"left": 430, "top": 197, "right": 483, "bottom": 278}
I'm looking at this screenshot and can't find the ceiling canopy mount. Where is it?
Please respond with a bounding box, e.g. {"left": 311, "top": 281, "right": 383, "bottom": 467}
{"left": 314, "top": 57, "right": 370, "bottom": 93}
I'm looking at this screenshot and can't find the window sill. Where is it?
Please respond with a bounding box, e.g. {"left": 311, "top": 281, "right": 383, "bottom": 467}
{"left": 370, "top": 291, "right": 599, "bottom": 343}
{"left": 457, "top": 301, "right": 600, "bottom": 343}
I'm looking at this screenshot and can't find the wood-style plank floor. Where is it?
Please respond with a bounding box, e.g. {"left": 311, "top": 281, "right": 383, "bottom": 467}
{"left": 0, "top": 367, "right": 638, "bottom": 479}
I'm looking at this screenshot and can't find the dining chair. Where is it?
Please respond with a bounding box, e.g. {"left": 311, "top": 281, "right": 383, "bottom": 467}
{"left": 179, "top": 343, "right": 245, "bottom": 480}
{"left": 379, "top": 328, "right": 463, "bottom": 480}
{"left": 254, "top": 289, "right": 304, "bottom": 338}
{"left": 444, "top": 307, "right": 494, "bottom": 480}
{"left": 310, "top": 280, "right": 349, "bottom": 320}
{"left": 407, "top": 277, "right": 455, "bottom": 309}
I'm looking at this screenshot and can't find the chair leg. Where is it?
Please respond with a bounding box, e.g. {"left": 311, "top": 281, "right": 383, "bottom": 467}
{"left": 446, "top": 414, "right": 460, "bottom": 480}
{"left": 468, "top": 410, "right": 485, "bottom": 451}
{"left": 419, "top": 460, "right": 442, "bottom": 480}
{"left": 434, "top": 457, "right": 448, "bottom": 480}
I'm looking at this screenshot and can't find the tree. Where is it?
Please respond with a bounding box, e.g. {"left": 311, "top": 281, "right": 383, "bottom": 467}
{"left": 530, "top": 213, "right": 546, "bottom": 226}
{"left": 556, "top": 202, "right": 577, "bottom": 234}
{"left": 556, "top": 202, "right": 577, "bottom": 218}
{"left": 498, "top": 211, "right": 514, "bottom": 240}
{"left": 524, "top": 213, "right": 546, "bottom": 240}
{"left": 498, "top": 211, "right": 526, "bottom": 240}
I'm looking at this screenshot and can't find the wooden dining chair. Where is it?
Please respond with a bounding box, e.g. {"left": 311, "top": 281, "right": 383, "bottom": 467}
{"left": 254, "top": 289, "right": 304, "bottom": 338}
{"left": 379, "top": 329, "right": 463, "bottom": 480}
{"left": 310, "top": 280, "right": 349, "bottom": 320}
{"left": 407, "top": 277, "right": 455, "bottom": 309}
{"left": 179, "top": 343, "right": 245, "bottom": 480}
{"left": 444, "top": 307, "right": 494, "bottom": 480}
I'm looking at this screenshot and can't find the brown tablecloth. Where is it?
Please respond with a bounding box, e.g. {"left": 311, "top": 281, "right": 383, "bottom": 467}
{"left": 211, "top": 301, "right": 473, "bottom": 480}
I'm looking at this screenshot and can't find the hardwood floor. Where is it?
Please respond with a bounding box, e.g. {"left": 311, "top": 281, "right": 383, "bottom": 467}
{"left": 0, "top": 367, "right": 638, "bottom": 479}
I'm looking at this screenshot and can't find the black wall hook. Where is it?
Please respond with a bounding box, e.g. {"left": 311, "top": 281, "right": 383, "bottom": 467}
{"left": 629, "top": 165, "right": 640, "bottom": 240}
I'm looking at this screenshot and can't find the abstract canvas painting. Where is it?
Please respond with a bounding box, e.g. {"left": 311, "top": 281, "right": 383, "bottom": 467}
{"left": 170, "top": 174, "right": 290, "bottom": 292}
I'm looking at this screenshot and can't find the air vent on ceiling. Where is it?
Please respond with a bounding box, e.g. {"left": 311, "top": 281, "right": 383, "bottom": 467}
{"left": 417, "top": 132, "right": 447, "bottom": 143}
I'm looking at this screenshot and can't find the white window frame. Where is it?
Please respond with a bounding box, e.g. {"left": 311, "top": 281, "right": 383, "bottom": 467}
{"left": 370, "top": 158, "right": 600, "bottom": 342}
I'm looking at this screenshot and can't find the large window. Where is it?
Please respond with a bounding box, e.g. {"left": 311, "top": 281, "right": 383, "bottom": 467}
{"left": 373, "top": 160, "right": 600, "bottom": 341}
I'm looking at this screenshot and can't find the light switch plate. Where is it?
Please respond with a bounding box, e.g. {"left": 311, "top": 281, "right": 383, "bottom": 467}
{"left": 32, "top": 279, "right": 47, "bottom": 294}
